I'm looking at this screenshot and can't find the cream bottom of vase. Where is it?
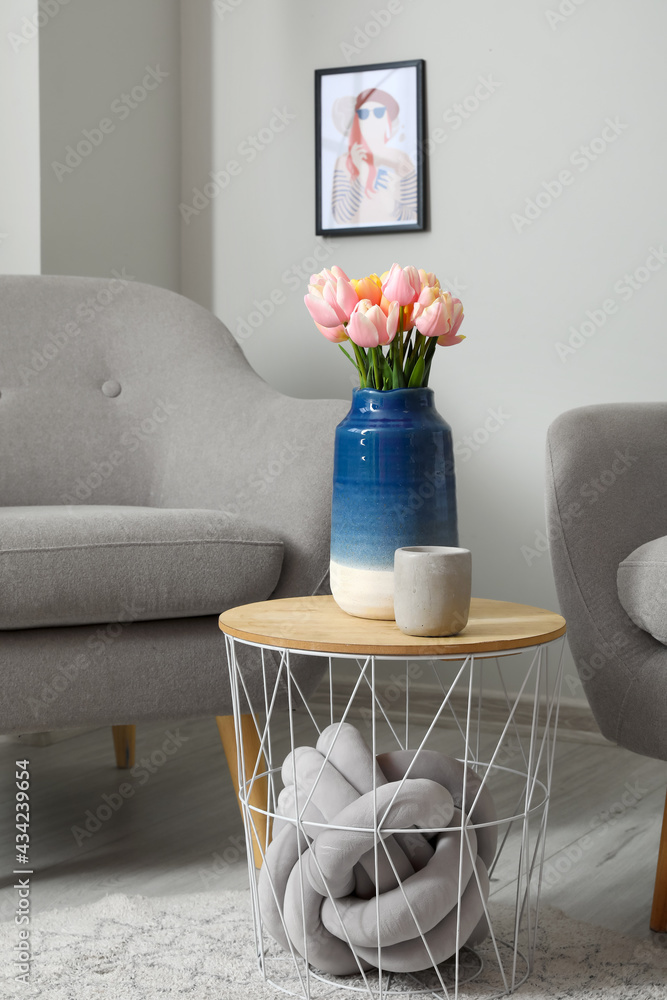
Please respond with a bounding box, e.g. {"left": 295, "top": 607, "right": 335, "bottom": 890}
{"left": 330, "top": 560, "right": 395, "bottom": 620}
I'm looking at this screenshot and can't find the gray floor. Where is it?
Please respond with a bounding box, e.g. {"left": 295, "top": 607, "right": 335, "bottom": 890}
{"left": 1, "top": 707, "right": 665, "bottom": 942}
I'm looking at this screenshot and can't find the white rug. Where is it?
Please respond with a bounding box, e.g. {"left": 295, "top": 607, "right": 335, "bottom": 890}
{"left": 0, "top": 890, "right": 665, "bottom": 999}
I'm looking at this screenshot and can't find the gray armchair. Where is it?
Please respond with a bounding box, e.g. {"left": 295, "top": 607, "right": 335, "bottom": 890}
{"left": 546, "top": 403, "right": 667, "bottom": 932}
{"left": 0, "top": 275, "right": 348, "bottom": 852}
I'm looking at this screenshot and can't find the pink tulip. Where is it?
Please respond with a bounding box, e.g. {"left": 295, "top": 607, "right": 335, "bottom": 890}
{"left": 381, "top": 263, "right": 421, "bottom": 306}
{"left": 304, "top": 272, "right": 358, "bottom": 328}
{"left": 347, "top": 299, "right": 399, "bottom": 348}
{"left": 304, "top": 289, "right": 343, "bottom": 328}
{"left": 309, "top": 265, "right": 350, "bottom": 286}
{"left": 316, "top": 321, "right": 348, "bottom": 343}
{"left": 414, "top": 291, "right": 465, "bottom": 344}
{"left": 323, "top": 275, "right": 359, "bottom": 322}
{"left": 331, "top": 265, "right": 351, "bottom": 282}
{"left": 418, "top": 268, "right": 440, "bottom": 290}
{"left": 413, "top": 297, "right": 448, "bottom": 339}
{"left": 437, "top": 296, "right": 465, "bottom": 346}
{"left": 415, "top": 284, "right": 440, "bottom": 312}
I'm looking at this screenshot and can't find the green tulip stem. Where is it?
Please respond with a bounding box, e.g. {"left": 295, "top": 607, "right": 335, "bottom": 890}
{"left": 423, "top": 336, "right": 438, "bottom": 386}
{"left": 403, "top": 327, "right": 414, "bottom": 361}
{"left": 414, "top": 332, "right": 425, "bottom": 361}
{"left": 351, "top": 341, "right": 368, "bottom": 388}
{"left": 372, "top": 347, "right": 381, "bottom": 390}
{"left": 339, "top": 305, "right": 444, "bottom": 391}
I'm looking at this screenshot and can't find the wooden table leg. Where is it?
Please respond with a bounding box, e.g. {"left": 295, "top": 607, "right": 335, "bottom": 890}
{"left": 650, "top": 787, "right": 667, "bottom": 933}
{"left": 111, "top": 724, "right": 136, "bottom": 769}
{"left": 217, "top": 714, "right": 271, "bottom": 869}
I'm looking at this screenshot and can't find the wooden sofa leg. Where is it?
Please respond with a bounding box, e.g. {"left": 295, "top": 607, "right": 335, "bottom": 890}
{"left": 112, "top": 725, "right": 136, "bottom": 769}
{"left": 217, "top": 714, "right": 270, "bottom": 869}
{"left": 651, "top": 787, "right": 667, "bottom": 932}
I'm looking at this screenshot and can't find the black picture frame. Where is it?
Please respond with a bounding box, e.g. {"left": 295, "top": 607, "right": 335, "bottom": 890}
{"left": 315, "top": 59, "right": 425, "bottom": 237}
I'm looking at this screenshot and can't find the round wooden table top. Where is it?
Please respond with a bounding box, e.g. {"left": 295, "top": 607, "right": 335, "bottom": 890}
{"left": 218, "top": 595, "right": 566, "bottom": 657}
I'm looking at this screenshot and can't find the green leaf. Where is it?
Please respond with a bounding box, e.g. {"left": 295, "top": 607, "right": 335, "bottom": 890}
{"left": 392, "top": 360, "right": 406, "bottom": 388}
{"left": 381, "top": 352, "right": 393, "bottom": 390}
{"left": 350, "top": 342, "right": 369, "bottom": 387}
{"left": 408, "top": 356, "right": 425, "bottom": 388}
{"left": 422, "top": 338, "right": 437, "bottom": 386}
{"left": 402, "top": 330, "right": 414, "bottom": 367}
{"left": 338, "top": 344, "right": 356, "bottom": 367}
{"left": 404, "top": 351, "right": 418, "bottom": 381}
{"left": 404, "top": 332, "right": 424, "bottom": 381}
{"left": 338, "top": 344, "right": 368, "bottom": 388}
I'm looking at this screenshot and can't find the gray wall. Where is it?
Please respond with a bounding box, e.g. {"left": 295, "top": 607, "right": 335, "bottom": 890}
{"left": 39, "top": 0, "right": 181, "bottom": 290}
{"left": 0, "top": 0, "right": 40, "bottom": 274}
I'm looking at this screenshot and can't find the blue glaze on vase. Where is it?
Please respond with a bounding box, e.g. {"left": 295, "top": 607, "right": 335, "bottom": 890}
{"left": 330, "top": 387, "right": 458, "bottom": 619}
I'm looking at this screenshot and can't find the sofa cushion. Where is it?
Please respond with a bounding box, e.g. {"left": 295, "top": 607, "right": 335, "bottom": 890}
{"left": 617, "top": 536, "right": 667, "bottom": 645}
{"left": 0, "top": 506, "right": 283, "bottom": 629}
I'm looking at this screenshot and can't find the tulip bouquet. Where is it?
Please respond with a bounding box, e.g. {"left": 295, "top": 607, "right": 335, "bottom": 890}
{"left": 304, "top": 263, "right": 465, "bottom": 390}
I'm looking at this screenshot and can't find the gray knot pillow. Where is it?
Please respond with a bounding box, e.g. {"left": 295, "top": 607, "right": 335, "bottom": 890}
{"left": 617, "top": 536, "right": 667, "bottom": 645}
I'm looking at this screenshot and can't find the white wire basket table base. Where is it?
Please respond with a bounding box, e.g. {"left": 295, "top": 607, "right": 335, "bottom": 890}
{"left": 220, "top": 597, "right": 566, "bottom": 1000}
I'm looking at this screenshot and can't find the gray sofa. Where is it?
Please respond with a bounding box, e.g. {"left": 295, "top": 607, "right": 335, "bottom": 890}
{"left": 546, "top": 403, "right": 667, "bottom": 931}
{"left": 0, "top": 275, "right": 347, "bottom": 818}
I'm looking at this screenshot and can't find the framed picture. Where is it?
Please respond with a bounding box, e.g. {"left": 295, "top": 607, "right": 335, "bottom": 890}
{"left": 315, "top": 59, "right": 425, "bottom": 237}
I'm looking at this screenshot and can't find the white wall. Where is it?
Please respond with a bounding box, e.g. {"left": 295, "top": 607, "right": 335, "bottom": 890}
{"left": 0, "top": 0, "right": 41, "bottom": 274}
{"left": 180, "top": 0, "right": 667, "bottom": 698}
{"left": 39, "top": 0, "right": 181, "bottom": 290}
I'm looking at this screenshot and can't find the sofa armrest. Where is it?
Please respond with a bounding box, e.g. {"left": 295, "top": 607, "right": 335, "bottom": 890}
{"left": 546, "top": 402, "right": 667, "bottom": 758}
{"left": 240, "top": 393, "right": 350, "bottom": 598}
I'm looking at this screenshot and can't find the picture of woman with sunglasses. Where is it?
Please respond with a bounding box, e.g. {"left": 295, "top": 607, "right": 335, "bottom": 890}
{"left": 331, "top": 87, "right": 418, "bottom": 228}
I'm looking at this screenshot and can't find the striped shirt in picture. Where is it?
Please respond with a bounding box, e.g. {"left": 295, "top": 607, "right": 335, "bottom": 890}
{"left": 332, "top": 166, "right": 418, "bottom": 225}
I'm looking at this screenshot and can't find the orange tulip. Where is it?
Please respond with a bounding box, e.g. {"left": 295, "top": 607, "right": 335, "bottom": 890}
{"left": 351, "top": 274, "right": 382, "bottom": 306}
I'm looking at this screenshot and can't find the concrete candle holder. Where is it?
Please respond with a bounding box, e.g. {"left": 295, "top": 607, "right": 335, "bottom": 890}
{"left": 394, "top": 545, "right": 471, "bottom": 636}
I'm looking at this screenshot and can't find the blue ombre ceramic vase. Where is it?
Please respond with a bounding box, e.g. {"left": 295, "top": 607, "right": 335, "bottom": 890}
{"left": 330, "top": 387, "right": 458, "bottom": 620}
